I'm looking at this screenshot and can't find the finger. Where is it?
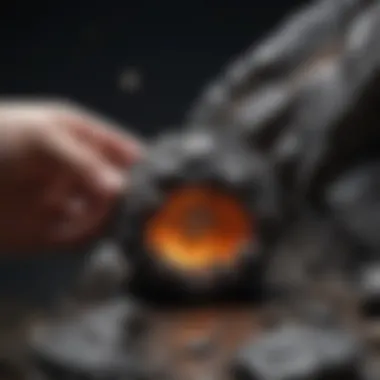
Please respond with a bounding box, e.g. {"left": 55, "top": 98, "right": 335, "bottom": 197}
{"left": 0, "top": 99, "right": 145, "bottom": 164}
{"left": 37, "top": 173, "right": 86, "bottom": 225}
{"left": 33, "top": 163, "right": 120, "bottom": 247}
{"left": 92, "top": 129, "right": 143, "bottom": 168}
{"left": 32, "top": 140, "right": 123, "bottom": 248}
{"left": 77, "top": 124, "right": 142, "bottom": 168}
{"left": 37, "top": 128, "right": 126, "bottom": 200}
{"left": 27, "top": 184, "right": 107, "bottom": 248}
{"left": 45, "top": 184, "right": 114, "bottom": 246}
{"left": 56, "top": 109, "right": 145, "bottom": 166}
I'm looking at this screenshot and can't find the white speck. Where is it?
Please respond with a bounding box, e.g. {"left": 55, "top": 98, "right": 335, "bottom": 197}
{"left": 119, "top": 67, "right": 143, "bottom": 94}
{"left": 184, "top": 132, "right": 214, "bottom": 155}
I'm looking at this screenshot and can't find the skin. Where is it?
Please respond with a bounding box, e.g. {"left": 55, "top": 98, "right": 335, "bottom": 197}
{"left": 0, "top": 100, "right": 143, "bottom": 253}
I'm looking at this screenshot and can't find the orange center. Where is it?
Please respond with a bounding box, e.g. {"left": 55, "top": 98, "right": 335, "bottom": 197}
{"left": 144, "top": 186, "right": 252, "bottom": 272}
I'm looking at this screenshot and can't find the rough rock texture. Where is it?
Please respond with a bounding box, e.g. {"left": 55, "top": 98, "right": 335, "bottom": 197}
{"left": 115, "top": 128, "right": 278, "bottom": 303}
{"left": 231, "top": 323, "right": 361, "bottom": 380}
{"left": 188, "top": 0, "right": 380, "bottom": 202}
{"left": 30, "top": 299, "right": 150, "bottom": 379}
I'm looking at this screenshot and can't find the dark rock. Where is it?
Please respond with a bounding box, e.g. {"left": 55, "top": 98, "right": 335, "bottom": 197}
{"left": 115, "top": 128, "right": 278, "bottom": 302}
{"left": 75, "top": 242, "right": 130, "bottom": 302}
{"left": 326, "top": 163, "right": 380, "bottom": 256}
{"left": 358, "top": 264, "right": 380, "bottom": 319}
{"left": 123, "top": 311, "right": 150, "bottom": 345}
{"left": 183, "top": 335, "right": 216, "bottom": 359}
{"left": 360, "top": 353, "right": 380, "bottom": 380}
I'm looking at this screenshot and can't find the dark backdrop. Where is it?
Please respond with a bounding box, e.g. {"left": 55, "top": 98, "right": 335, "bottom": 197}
{"left": 0, "top": 0, "right": 307, "bottom": 303}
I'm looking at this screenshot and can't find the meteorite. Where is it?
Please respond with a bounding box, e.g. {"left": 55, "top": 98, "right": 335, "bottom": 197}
{"left": 112, "top": 128, "right": 280, "bottom": 303}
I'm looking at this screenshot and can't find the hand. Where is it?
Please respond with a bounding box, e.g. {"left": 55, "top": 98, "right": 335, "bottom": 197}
{"left": 0, "top": 100, "right": 143, "bottom": 253}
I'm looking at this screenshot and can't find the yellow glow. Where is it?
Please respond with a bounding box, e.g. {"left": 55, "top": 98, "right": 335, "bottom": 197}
{"left": 145, "top": 186, "right": 252, "bottom": 272}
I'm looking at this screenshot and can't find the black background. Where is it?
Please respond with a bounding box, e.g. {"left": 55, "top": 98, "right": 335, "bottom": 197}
{"left": 0, "top": 0, "right": 307, "bottom": 134}
{"left": 0, "top": 0, "right": 307, "bottom": 302}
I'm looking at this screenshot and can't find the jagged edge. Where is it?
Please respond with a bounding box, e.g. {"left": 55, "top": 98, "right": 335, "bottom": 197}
{"left": 185, "top": 0, "right": 370, "bottom": 130}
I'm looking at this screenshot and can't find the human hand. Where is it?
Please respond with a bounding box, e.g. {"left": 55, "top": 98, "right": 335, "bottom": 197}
{"left": 0, "top": 100, "right": 143, "bottom": 253}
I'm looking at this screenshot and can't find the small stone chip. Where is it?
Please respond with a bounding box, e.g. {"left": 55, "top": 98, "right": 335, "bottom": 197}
{"left": 231, "top": 323, "right": 360, "bottom": 380}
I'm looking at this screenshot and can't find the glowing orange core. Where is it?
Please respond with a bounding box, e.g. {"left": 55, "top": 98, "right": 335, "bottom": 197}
{"left": 145, "top": 186, "right": 252, "bottom": 272}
